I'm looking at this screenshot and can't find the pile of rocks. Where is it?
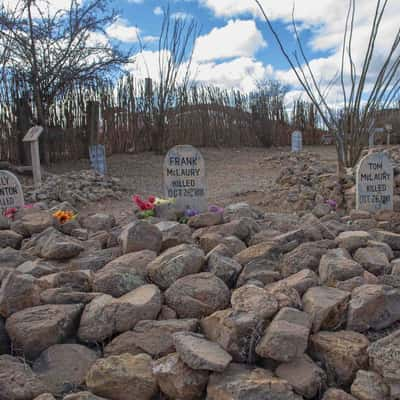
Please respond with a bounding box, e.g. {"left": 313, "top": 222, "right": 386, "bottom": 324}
{"left": 263, "top": 152, "right": 343, "bottom": 214}
{"left": 23, "top": 170, "right": 125, "bottom": 208}
{"left": 1, "top": 202, "right": 400, "bottom": 400}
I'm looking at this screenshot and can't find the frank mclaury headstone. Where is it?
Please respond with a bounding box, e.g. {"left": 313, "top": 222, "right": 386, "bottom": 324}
{"left": 356, "top": 152, "right": 393, "bottom": 212}
{"left": 164, "top": 145, "right": 207, "bottom": 212}
{"left": 0, "top": 170, "right": 24, "bottom": 215}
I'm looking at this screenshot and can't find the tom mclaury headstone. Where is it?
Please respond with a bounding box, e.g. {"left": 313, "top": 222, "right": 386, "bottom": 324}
{"left": 356, "top": 152, "right": 393, "bottom": 212}
{"left": 164, "top": 145, "right": 207, "bottom": 212}
{"left": 0, "top": 170, "right": 24, "bottom": 215}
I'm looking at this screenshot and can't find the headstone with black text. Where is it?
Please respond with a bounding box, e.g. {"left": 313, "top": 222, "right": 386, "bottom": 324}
{"left": 164, "top": 145, "right": 207, "bottom": 212}
{"left": 291, "top": 131, "right": 303, "bottom": 152}
{"left": 356, "top": 152, "right": 393, "bottom": 212}
{"left": 0, "top": 170, "right": 24, "bottom": 215}
{"left": 89, "top": 144, "right": 107, "bottom": 175}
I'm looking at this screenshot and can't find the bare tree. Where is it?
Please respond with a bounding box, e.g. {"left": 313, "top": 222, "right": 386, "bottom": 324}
{"left": 151, "top": 6, "right": 199, "bottom": 153}
{"left": 254, "top": 0, "right": 400, "bottom": 174}
{"left": 0, "top": 0, "right": 132, "bottom": 163}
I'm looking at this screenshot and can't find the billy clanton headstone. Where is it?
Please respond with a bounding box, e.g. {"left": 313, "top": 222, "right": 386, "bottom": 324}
{"left": 356, "top": 152, "right": 393, "bottom": 212}
{"left": 0, "top": 170, "right": 24, "bottom": 215}
{"left": 164, "top": 145, "right": 207, "bottom": 212}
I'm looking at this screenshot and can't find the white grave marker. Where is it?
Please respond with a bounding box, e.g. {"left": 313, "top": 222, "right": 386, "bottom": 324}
{"left": 356, "top": 152, "right": 393, "bottom": 212}
{"left": 291, "top": 130, "right": 303, "bottom": 152}
{"left": 164, "top": 145, "right": 207, "bottom": 212}
{"left": 0, "top": 170, "right": 24, "bottom": 215}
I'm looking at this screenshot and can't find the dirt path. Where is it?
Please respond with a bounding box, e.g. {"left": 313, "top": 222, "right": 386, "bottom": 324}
{"left": 47, "top": 145, "right": 337, "bottom": 220}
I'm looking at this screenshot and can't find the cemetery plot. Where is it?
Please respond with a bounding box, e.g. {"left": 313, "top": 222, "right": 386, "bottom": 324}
{"left": 0, "top": 170, "right": 24, "bottom": 214}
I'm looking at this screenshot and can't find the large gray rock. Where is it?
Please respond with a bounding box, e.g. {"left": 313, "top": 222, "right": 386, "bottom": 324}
{"left": 322, "top": 389, "right": 357, "bottom": 400}
{"left": 104, "top": 319, "right": 198, "bottom": 358}
{"left": 32, "top": 344, "right": 98, "bottom": 396}
{"left": 119, "top": 221, "right": 162, "bottom": 254}
{"left": 207, "top": 363, "right": 303, "bottom": 400}
{"left": 0, "top": 355, "right": 46, "bottom": 400}
{"left": 373, "top": 230, "right": 400, "bottom": 250}
{"left": 16, "top": 259, "right": 58, "bottom": 278}
{"left": 78, "top": 285, "right": 162, "bottom": 342}
{"left": 156, "top": 221, "right": 193, "bottom": 250}
{"left": 206, "top": 252, "right": 242, "bottom": 287}
{"left": 281, "top": 240, "right": 336, "bottom": 277}
{"left": 0, "top": 230, "right": 23, "bottom": 249}
{"left": 231, "top": 284, "right": 278, "bottom": 319}
{"left": 6, "top": 304, "right": 83, "bottom": 359}
{"left": 80, "top": 213, "right": 115, "bottom": 232}
{"left": 310, "top": 330, "right": 369, "bottom": 386}
{"left": 303, "top": 286, "right": 350, "bottom": 332}
{"left": 85, "top": 353, "right": 157, "bottom": 400}
{"left": 275, "top": 354, "right": 327, "bottom": 399}
{"left": 350, "top": 370, "right": 389, "bottom": 400}
{"left": 69, "top": 247, "right": 122, "bottom": 272}
{"left": 63, "top": 392, "right": 108, "bottom": 400}
{"left": 93, "top": 250, "right": 156, "bottom": 297}
{"left": 353, "top": 247, "right": 390, "bottom": 275}
{"left": 22, "top": 228, "right": 84, "bottom": 260}
{"left": 256, "top": 307, "right": 311, "bottom": 362}
{"left": 347, "top": 284, "right": 400, "bottom": 331}
{"left": 319, "top": 248, "right": 364, "bottom": 286}
{"left": 188, "top": 212, "right": 223, "bottom": 228}
{"left": 153, "top": 353, "right": 209, "bottom": 400}
{"left": 11, "top": 210, "right": 54, "bottom": 237}
{"left": 368, "top": 328, "right": 400, "bottom": 394}
{"left": 165, "top": 272, "right": 230, "bottom": 319}
{"left": 0, "top": 247, "right": 32, "bottom": 269}
{"left": 335, "top": 231, "right": 371, "bottom": 252}
{"left": 42, "top": 270, "right": 93, "bottom": 292}
{"left": 173, "top": 331, "right": 232, "bottom": 372}
{"left": 267, "top": 269, "right": 319, "bottom": 296}
{"left": 201, "top": 308, "right": 263, "bottom": 363}
{"left": 147, "top": 244, "right": 205, "bottom": 290}
{"left": 0, "top": 272, "right": 44, "bottom": 318}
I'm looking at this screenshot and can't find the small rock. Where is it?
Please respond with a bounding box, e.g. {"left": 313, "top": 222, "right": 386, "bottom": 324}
{"left": 11, "top": 210, "right": 54, "bottom": 237}
{"left": 347, "top": 284, "right": 400, "bottom": 332}
{"left": 319, "top": 248, "right": 364, "bottom": 286}
{"left": 32, "top": 344, "right": 98, "bottom": 396}
{"left": 231, "top": 284, "right": 278, "bottom": 319}
{"left": 93, "top": 250, "right": 156, "bottom": 297}
{"left": 268, "top": 269, "right": 319, "bottom": 296}
{"left": 5, "top": 304, "right": 83, "bottom": 359}
{"left": 156, "top": 221, "right": 193, "bottom": 250}
{"left": 80, "top": 213, "right": 115, "bottom": 232}
{"left": 85, "top": 353, "right": 157, "bottom": 400}
{"left": 104, "top": 319, "right": 198, "bottom": 358}
{"left": 0, "top": 355, "right": 46, "bottom": 400}
{"left": 152, "top": 353, "right": 209, "bottom": 400}
{"left": 188, "top": 212, "right": 223, "bottom": 228}
{"left": 173, "top": 331, "right": 232, "bottom": 372}
{"left": 374, "top": 230, "right": 400, "bottom": 250}
{"left": 275, "top": 354, "right": 327, "bottom": 399}
{"left": 322, "top": 389, "right": 357, "bottom": 400}
{"left": 206, "top": 363, "right": 302, "bottom": 400}
{"left": 303, "top": 286, "right": 350, "bottom": 332}
{"left": 165, "top": 272, "right": 230, "bottom": 319}
{"left": 256, "top": 307, "right": 311, "bottom": 362}
{"left": 119, "top": 220, "right": 162, "bottom": 254}
{"left": 206, "top": 252, "right": 242, "bottom": 287}
{"left": 335, "top": 231, "right": 371, "bottom": 252}
{"left": 147, "top": 244, "right": 205, "bottom": 290}
{"left": 353, "top": 247, "right": 390, "bottom": 275}
{"left": 310, "top": 330, "right": 369, "bottom": 386}
{"left": 350, "top": 370, "right": 389, "bottom": 400}
{"left": 0, "top": 230, "right": 23, "bottom": 249}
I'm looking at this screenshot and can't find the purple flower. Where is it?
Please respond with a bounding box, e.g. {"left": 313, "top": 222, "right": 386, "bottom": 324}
{"left": 326, "top": 199, "right": 337, "bottom": 209}
{"left": 208, "top": 204, "right": 224, "bottom": 214}
{"left": 185, "top": 208, "right": 199, "bottom": 217}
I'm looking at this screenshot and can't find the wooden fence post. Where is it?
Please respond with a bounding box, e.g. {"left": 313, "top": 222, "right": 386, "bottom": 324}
{"left": 23, "top": 126, "right": 43, "bottom": 187}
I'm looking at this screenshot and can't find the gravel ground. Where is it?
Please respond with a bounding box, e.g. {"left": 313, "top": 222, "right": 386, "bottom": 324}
{"left": 46, "top": 145, "right": 338, "bottom": 220}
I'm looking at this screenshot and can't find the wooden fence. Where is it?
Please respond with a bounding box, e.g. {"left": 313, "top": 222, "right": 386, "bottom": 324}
{"left": 0, "top": 76, "right": 323, "bottom": 164}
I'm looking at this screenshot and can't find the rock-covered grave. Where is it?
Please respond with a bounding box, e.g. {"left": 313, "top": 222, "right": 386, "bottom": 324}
{"left": 1, "top": 149, "right": 400, "bottom": 400}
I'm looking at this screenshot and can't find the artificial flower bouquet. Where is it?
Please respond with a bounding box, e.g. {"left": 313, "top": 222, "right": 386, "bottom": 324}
{"left": 53, "top": 210, "right": 77, "bottom": 224}
{"left": 132, "top": 195, "right": 176, "bottom": 219}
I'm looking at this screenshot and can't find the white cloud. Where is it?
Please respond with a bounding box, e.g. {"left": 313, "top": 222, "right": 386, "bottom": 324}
{"left": 106, "top": 18, "right": 140, "bottom": 43}
{"left": 193, "top": 19, "right": 266, "bottom": 62}
{"left": 171, "top": 11, "right": 192, "bottom": 20}
{"left": 153, "top": 6, "right": 163, "bottom": 16}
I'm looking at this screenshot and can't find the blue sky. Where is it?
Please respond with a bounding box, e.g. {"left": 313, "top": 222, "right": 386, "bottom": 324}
{"left": 103, "top": 0, "right": 399, "bottom": 106}
{"left": 2, "top": 0, "right": 398, "bottom": 105}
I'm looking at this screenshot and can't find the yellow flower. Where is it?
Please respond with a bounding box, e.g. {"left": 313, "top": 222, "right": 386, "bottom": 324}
{"left": 53, "top": 210, "right": 76, "bottom": 224}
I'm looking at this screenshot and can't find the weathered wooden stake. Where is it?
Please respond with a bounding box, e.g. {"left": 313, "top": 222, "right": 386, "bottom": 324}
{"left": 23, "top": 126, "right": 43, "bottom": 188}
